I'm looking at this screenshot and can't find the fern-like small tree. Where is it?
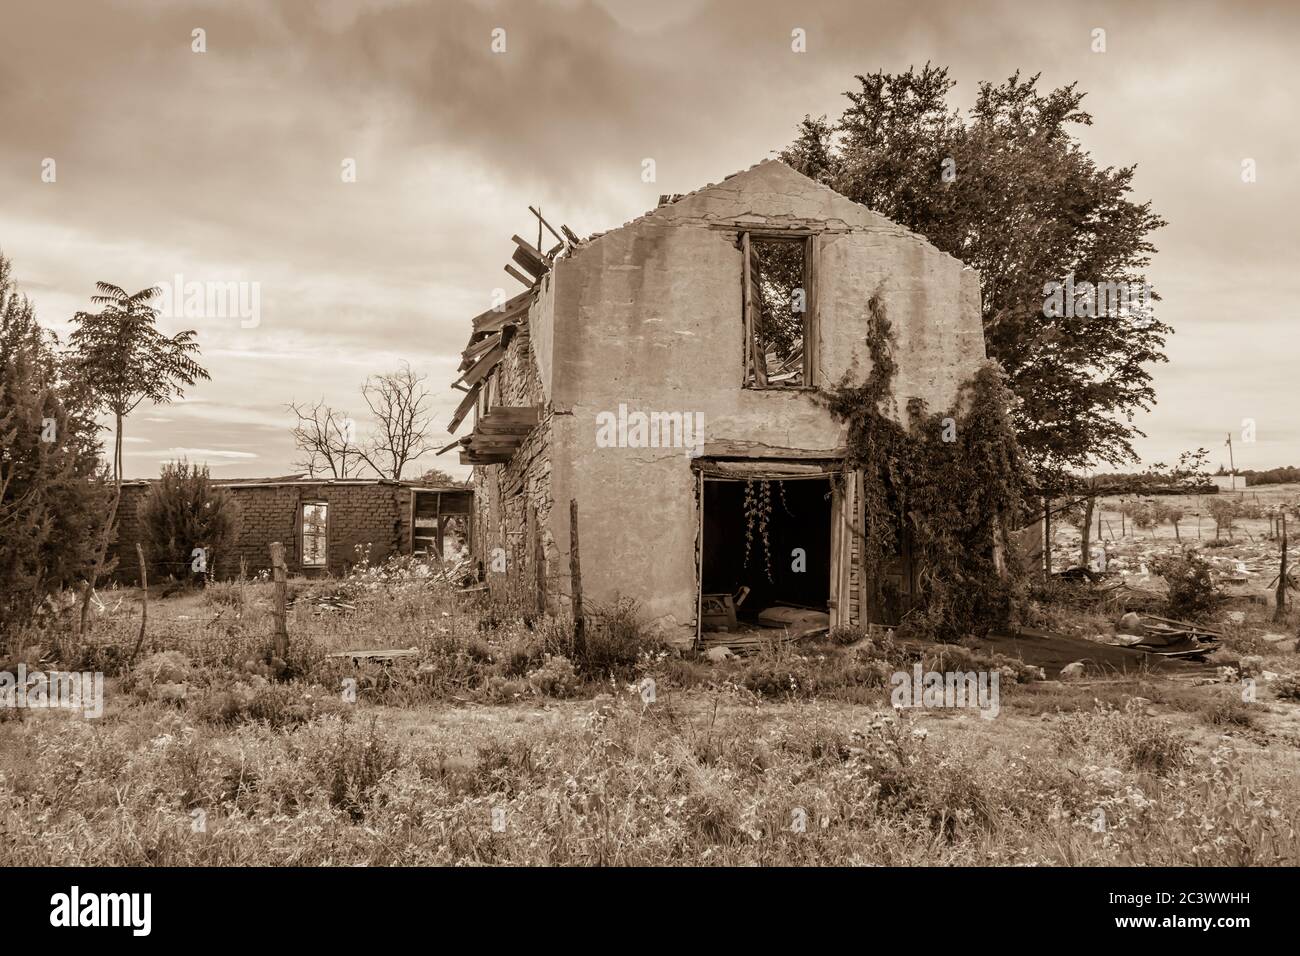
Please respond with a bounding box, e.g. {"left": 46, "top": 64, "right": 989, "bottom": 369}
{"left": 137, "top": 460, "right": 237, "bottom": 583}
{"left": 68, "top": 283, "right": 208, "bottom": 484}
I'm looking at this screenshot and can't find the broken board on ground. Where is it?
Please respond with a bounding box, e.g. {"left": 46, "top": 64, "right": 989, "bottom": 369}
{"left": 325, "top": 648, "right": 419, "bottom": 666}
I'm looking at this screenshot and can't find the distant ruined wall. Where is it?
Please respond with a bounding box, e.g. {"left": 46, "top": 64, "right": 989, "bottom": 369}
{"left": 111, "top": 482, "right": 410, "bottom": 583}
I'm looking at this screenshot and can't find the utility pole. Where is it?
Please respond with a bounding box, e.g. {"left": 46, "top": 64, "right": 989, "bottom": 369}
{"left": 1225, "top": 432, "right": 1236, "bottom": 491}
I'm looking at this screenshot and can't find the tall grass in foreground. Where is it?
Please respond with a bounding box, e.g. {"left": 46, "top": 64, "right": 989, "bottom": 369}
{"left": 1, "top": 695, "right": 1296, "bottom": 866}
{"left": 3, "top": 557, "right": 1297, "bottom": 866}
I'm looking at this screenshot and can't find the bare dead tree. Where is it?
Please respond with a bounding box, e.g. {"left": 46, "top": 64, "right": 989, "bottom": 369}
{"left": 287, "top": 398, "right": 366, "bottom": 478}
{"left": 355, "top": 362, "right": 437, "bottom": 480}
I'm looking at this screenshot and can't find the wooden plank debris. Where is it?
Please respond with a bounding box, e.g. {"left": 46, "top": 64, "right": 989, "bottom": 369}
{"left": 447, "top": 381, "right": 482, "bottom": 433}
{"left": 469, "top": 289, "right": 533, "bottom": 334}
{"left": 505, "top": 263, "right": 534, "bottom": 289}
{"left": 459, "top": 340, "right": 506, "bottom": 389}
{"left": 510, "top": 234, "right": 548, "bottom": 272}
{"left": 512, "top": 246, "right": 546, "bottom": 280}
{"left": 460, "top": 331, "right": 502, "bottom": 370}
{"left": 325, "top": 648, "right": 418, "bottom": 664}
{"left": 529, "top": 205, "right": 565, "bottom": 248}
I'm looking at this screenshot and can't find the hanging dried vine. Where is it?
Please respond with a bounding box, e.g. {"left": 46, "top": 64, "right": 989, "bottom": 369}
{"left": 823, "top": 289, "right": 1029, "bottom": 641}
{"left": 742, "top": 479, "right": 775, "bottom": 582}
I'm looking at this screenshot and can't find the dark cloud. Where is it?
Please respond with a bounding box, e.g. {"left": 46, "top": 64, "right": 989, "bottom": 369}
{"left": 1, "top": 0, "right": 1296, "bottom": 477}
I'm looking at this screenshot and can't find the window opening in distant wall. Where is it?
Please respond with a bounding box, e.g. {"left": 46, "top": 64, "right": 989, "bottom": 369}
{"left": 301, "top": 502, "right": 328, "bottom": 567}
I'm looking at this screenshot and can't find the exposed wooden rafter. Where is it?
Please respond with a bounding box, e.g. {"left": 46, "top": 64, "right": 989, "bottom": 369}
{"left": 459, "top": 339, "right": 506, "bottom": 390}
{"left": 446, "top": 208, "right": 583, "bottom": 469}
{"left": 453, "top": 406, "right": 541, "bottom": 466}
{"left": 460, "top": 331, "right": 501, "bottom": 371}
{"left": 510, "top": 235, "right": 549, "bottom": 279}
{"left": 469, "top": 289, "right": 533, "bottom": 334}
{"left": 504, "top": 263, "right": 535, "bottom": 289}
{"left": 446, "top": 382, "right": 482, "bottom": 434}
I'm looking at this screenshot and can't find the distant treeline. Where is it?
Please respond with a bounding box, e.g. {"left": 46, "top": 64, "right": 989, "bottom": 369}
{"left": 1084, "top": 465, "right": 1300, "bottom": 493}
{"left": 1088, "top": 473, "right": 1218, "bottom": 495}
{"left": 1236, "top": 466, "right": 1300, "bottom": 486}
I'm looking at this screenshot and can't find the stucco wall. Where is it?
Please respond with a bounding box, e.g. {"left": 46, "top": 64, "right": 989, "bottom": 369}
{"left": 542, "top": 160, "right": 986, "bottom": 643}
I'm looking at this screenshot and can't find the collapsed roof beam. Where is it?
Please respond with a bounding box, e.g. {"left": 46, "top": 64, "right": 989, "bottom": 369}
{"left": 505, "top": 263, "right": 534, "bottom": 289}
{"left": 446, "top": 381, "right": 482, "bottom": 434}
{"left": 469, "top": 288, "right": 531, "bottom": 330}
{"left": 459, "top": 340, "right": 506, "bottom": 390}
{"left": 529, "top": 206, "right": 566, "bottom": 250}
{"left": 460, "top": 331, "right": 501, "bottom": 371}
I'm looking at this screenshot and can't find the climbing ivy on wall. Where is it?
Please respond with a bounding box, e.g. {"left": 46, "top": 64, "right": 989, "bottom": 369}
{"left": 823, "top": 290, "right": 1029, "bottom": 642}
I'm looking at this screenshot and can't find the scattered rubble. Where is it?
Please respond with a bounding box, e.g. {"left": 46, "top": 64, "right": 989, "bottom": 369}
{"left": 1059, "top": 661, "right": 1086, "bottom": 680}
{"left": 1100, "top": 613, "right": 1224, "bottom": 659}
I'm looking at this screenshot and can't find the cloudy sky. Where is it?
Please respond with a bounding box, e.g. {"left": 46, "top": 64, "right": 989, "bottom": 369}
{"left": 2, "top": 0, "right": 1296, "bottom": 479}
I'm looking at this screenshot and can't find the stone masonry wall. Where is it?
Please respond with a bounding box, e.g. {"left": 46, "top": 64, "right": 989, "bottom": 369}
{"left": 471, "top": 308, "right": 554, "bottom": 605}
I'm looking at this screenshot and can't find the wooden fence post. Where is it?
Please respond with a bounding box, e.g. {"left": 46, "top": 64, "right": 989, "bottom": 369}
{"left": 270, "top": 542, "right": 289, "bottom": 660}
{"left": 1276, "top": 513, "right": 1288, "bottom": 626}
{"left": 1042, "top": 497, "right": 1052, "bottom": 579}
{"left": 569, "top": 499, "right": 584, "bottom": 652}
{"left": 130, "top": 543, "right": 148, "bottom": 663}
{"left": 530, "top": 503, "right": 546, "bottom": 614}
{"left": 1080, "top": 495, "right": 1094, "bottom": 569}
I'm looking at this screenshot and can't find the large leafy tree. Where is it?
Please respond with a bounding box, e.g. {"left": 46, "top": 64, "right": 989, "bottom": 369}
{"left": 0, "top": 252, "right": 112, "bottom": 633}
{"left": 782, "top": 65, "right": 1169, "bottom": 492}
{"left": 68, "top": 283, "right": 209, "bottom": 484}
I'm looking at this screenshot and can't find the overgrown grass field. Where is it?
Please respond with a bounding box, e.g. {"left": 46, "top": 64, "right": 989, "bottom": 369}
{"left": 2, "top": 558, "right": 1298, "bottom": 866}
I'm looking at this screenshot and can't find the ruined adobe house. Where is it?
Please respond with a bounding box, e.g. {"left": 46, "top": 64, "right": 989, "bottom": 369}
{"left": 443, "top": 159, "right": 986, "bottom": 647}
{"left": 110, "top": 477, "right": 471, "bottom": 583}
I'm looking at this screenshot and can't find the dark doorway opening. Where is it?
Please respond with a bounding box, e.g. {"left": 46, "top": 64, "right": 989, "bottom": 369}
{"left": 701, "top": 476, "right": 831, "bottom": 626}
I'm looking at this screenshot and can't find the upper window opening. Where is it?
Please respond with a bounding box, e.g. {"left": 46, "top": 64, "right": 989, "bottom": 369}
{"left": 743, "top": 234, "right": 815, "bottom": 388}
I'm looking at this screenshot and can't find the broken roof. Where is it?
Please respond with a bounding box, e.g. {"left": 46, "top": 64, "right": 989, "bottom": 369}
{"left": 442, "top": 158, "right": 968, "bottom": 443}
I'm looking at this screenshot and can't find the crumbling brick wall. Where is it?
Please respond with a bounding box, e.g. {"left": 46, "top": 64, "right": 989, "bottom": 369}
{"left": 108, "top": 482, "right": 151, "bottom": 579}
{"left": 222, "top": 482, "right": 406, "bottom": 578}
{"left": 110, "top": 481, "right": 411, "bottom": 583}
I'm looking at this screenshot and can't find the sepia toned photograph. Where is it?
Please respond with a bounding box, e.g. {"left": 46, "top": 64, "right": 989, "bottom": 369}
{"left": 1, "top": 0, "right": 1294, "bottom": 935}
